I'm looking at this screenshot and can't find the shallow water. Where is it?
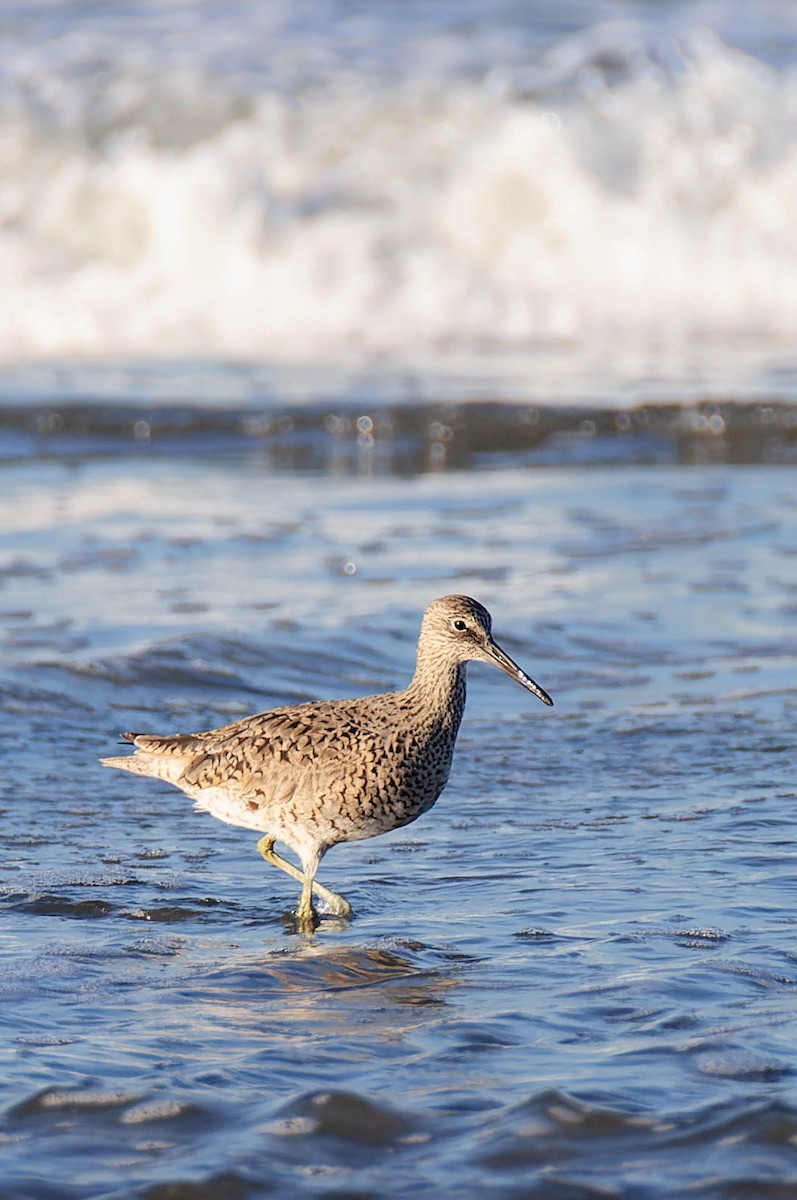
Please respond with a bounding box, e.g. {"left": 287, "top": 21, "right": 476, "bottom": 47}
{"left": 2, "top": 388, "right": 797, "bottom": 1198}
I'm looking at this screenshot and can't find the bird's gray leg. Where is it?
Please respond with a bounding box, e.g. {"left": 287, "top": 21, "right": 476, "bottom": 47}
{"left": 296, "top": 848, "right": 321, "bottom": 932}
{"left": 257, "top": 836, "right": 352, "bottom": 919}
{"left": 297, "top": 873, "right": 316, "bottom": 932}
{"left": 257, "top": 835, "right": 306, "bottom": 886}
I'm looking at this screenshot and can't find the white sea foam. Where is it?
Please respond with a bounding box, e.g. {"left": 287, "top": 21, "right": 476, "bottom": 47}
{"left": 2, "top": 4, "right": 797, "bottom": 364}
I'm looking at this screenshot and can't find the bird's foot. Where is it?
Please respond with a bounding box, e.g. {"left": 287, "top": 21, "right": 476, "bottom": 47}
{"left": 296, "top": 899, "right": 319, "bottom": 935}
{"left": 321, "top": 891, "right": 352, "bottom": 919}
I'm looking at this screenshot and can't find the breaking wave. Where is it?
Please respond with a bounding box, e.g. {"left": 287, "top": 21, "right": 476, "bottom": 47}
{"left": 2, "top": 3, "right": 797, "bottom": 362}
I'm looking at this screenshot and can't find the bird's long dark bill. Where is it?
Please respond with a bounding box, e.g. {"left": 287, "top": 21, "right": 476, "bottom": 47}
{"left": 487, "top": 640, "right": 554, "bottom": 706}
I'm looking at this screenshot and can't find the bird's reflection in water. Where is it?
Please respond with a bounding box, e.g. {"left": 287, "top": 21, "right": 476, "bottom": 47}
{"left": 182, "top": 938, "right": 464, "bottom": 1059}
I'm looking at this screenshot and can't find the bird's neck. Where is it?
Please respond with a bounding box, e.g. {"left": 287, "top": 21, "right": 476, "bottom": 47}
{"left": 406, "top": 657, "right": 467, "bottom": 727}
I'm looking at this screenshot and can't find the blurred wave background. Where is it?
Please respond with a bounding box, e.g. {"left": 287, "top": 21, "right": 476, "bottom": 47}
{"left": 2, "top": 0, "right": 797, "bottom": 385}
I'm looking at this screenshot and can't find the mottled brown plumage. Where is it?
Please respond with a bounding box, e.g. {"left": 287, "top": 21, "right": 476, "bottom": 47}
{"left": 101, "top": 595, "right": 553, "bottom": 929}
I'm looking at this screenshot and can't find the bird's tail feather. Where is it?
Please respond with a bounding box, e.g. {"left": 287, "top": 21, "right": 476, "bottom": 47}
{"left": 100, "top": 753, "right": 162, "bottom": 776}
{"left": 100, "top": 731, "right": 199, "bottom": 783}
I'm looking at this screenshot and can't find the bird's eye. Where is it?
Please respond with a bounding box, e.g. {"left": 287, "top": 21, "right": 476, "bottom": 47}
{"left": 452, "top": 618, "right": 468, "bottom": 632}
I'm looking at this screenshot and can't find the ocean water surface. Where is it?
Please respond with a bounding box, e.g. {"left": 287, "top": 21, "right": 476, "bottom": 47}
{"left": 2, "top": 383, "right": 797, "bottom": 1199}
{"left": 3, "top": 0, "right": 797, "bottom": 1195}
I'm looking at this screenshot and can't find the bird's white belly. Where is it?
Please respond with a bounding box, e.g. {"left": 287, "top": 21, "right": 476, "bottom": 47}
{"left": 190, "top": 786, "right": 272, "bottom": 832}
